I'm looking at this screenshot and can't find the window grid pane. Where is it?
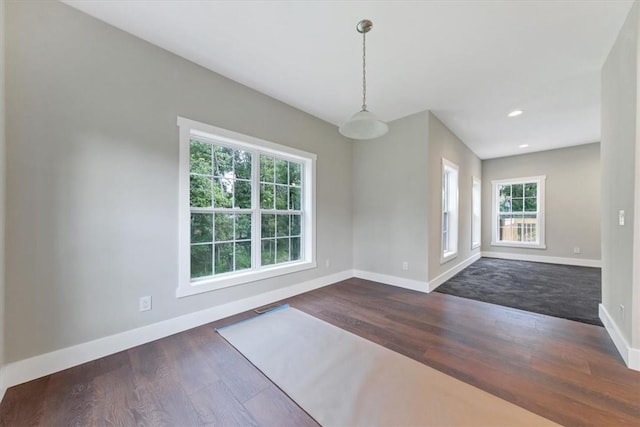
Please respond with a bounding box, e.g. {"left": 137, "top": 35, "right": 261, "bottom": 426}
{"left": 182, "top": 122, "right": 314, "bottom": 294}
{"left": 441, "top": 161, "right": 458, "bottom": 259}
{"left": 190, "top": 140, "right": 258, "bottom": 280}
{"left": 190, "top": 139, "right": 305, "bottom": 280}
{"left": 259, "top": 156, "right": 304, "bottom": 268}
{"left": 496, "top": 180, "right": 540, "bottom": 243}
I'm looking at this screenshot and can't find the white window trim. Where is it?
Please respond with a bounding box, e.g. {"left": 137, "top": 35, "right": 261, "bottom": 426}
{"left": 491, "top": 175, "right": 546, "bottom": 249}
{"left": 471, "top": 176, "right": 481, "bottom": 250}
{"left": 177, "top": 117, "right": 317, "bottom": 298}
{"left": 441, "top": 158, "right": 459, "bottom": 264}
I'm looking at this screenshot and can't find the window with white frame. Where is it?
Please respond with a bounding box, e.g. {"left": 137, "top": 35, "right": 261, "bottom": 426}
{"left": 177, "top": 117, "right": 316, "bottom": 297}
{"left": 472, "top": 177, "right": 481, "bottom": 249}
{"left": 441, "top": 159, "right": 459, "bottom": 263}
{"left": 491, "top": 176, "right": 546, "bottom": 249}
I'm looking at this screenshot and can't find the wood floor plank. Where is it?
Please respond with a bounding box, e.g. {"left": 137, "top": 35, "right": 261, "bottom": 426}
{"left": 156, "top": 331, "right": 219, "bottom": 395}
{"left": 87, "top": 364, "right": 140, "bottom": 426}
{"left": 244, "top": 385, "right": 320, "bottom": 427}
{"left": 128, "top": 340, "right": 201, "bottom": 426}
{"left": 207, "top": 334, "right": 272, "bottom": 404}
{"left": 0, "top": 377, "right": 48, "bottom": 426}
{"left": 37, "top": 351, "right": 130, "bottom": 427}
{"left": 189, "top": 380, "right": 259, "bottom": 427}
{"left": 1, "top": 278, "right": 639, "bottom": 426}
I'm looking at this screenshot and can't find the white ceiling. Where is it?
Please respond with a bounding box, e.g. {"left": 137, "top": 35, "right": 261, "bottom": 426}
{"left": 63, "top": 0, "right": 634, "bottom": 159}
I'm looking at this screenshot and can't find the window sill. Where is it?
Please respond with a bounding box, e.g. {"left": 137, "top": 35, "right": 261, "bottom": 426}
{"left": 491, "top": 241, "right": 546, "bottom": 250}
{"left": 440, "top": 251, "right": 458, "bottom": 265}
{"left": 471, "top": 242, "right": 481, "bottom": 250}
{"left": 176, "top": 260, "right": 317, "bottom": 298}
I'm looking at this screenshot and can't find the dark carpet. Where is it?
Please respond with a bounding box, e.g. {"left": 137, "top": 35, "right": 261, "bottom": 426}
{"left": 436, "top": 257, "right": 602, "bottom": 326}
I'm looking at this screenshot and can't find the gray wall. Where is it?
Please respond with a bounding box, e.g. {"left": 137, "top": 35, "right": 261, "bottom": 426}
{"left": 352, "top": 111, "right": 483, "bottom": 285}
{"left": 601, "top": 1, "right": 639, "bottom": 347}
{"left": 482, "top": 143, "right": 601, "bottom": 262}
{"left": 5, "top": 0, "right": 353, "bottom": 362}
{"left": 352, "top": 112, "right": 430, "bottom": 282}
{"left": 0, "top": 0, "right": 5, "bottom": 377}
{"left": 427, "top": 113, "right": 481, "bottom": 281}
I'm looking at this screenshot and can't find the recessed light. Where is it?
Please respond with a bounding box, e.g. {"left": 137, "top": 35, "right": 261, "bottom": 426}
{"left": 519, "top": 144, "right": 529, "bottom": 148}
{"left": 508, "top": 110, "right": 524, "bottom": 117}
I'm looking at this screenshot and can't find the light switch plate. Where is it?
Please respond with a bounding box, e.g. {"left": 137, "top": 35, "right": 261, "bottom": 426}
{"left": 619, "top": 210, "right": 625, "bottom": 226}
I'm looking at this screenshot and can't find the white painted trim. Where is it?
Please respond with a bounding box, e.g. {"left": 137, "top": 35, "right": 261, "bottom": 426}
{"left": 481, "top": 251, "right": 602, "bottom": 268}
{"left": 177, "top": 117, "right": 317, "bottom": 161}
{"left": 177, "top": 261, "right": 318, "bottom": 298}
{"left": 176, "top": 116, "right": 317, "bottom": 297}
{"left": 599, "top": 304, "right": 640, "bottom": 371}
{"left": 354, "top": 254, "right": 482, "bottom": 294}
{"left": 440, "top": 252, "right": 458, "bottom": 264}
{"left": 0, "top": 270, "right": 352, "bottom": 390}
{"left": 353, "top": 270, "right": 428, "bottom": 293}
{"left": 631, "top": 347, "right": 640, "bottom": 371}
{"left": 471, "top": 176, "right": 481, "bottom": 249}
{"left": 491, "top": 175, "right": 546, "bottom": 249}
{"left": 0, "top": 368, "right": 6, "bottom": 404}
{"left": 632, "top": 99, "right": 640, "bottom": 369}
{"left": 490, "top": 241, "right": 547, "bottom": 250}
{"left": 440, "top": 158, "right": 459, "bottom": 264}
{"left": 428, "top": 253, "right": 481, "bottom": 292}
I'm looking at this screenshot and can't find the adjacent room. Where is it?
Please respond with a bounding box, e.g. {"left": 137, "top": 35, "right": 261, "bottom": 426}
{"left": 1, "top": 1, "right": 639, "bottom": 426}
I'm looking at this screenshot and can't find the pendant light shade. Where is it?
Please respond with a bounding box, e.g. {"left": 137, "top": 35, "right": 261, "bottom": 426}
{"left": 339, "top": 110, "right": 388, "bottom": 140}
{"left": 339, "top": 19, "right": 388, "bottom": 140}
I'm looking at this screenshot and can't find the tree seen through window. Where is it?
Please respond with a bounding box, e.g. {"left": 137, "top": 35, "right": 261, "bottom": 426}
{"left": 189, "top": 140, "right": 302, "bottom": 280}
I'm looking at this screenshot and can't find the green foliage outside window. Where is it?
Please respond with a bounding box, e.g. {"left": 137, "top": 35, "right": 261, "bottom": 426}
{"left": 498, "top": 182, "right": 537, "bottom": 213}
{"left": 189, "top": 140, "right": 303, "bottom": 280}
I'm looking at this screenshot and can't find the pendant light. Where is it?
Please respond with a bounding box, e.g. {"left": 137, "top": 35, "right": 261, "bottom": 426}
{"left": 339, "top": 19, "right": 388, "bottom": 140}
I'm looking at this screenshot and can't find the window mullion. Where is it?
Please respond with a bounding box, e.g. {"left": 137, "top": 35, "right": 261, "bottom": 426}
{"left": 178, "top": 117, "right": 316, "bottom": 298}
{"left": 251, "top": 151, "right": 261, "bottom": 270}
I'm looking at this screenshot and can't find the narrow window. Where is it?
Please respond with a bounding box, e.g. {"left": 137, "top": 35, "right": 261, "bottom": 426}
{"left": 441, "top": 159, "right": 459, "bottom": 263}
{"left": 471, "top": 177, "right": 481, "bottom": 249}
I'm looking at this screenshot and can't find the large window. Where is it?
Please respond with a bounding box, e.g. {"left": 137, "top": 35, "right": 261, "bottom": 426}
{"left": 441, "top": 158, "right": 459, "bottom": 263}
{"left": 491, "top": 176, "right": 546, "bottom": 249}
{"left": 178, "top": 117, "right": 316, "bottom": 297}
{"left": 471, "top": 176, "right": 481, "bottom": 249}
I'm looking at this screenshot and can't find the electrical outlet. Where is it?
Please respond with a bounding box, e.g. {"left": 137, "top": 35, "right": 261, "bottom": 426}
{"left": 325, "top": 259, "right": 330, "bottom": 268}
{"left": 573, "top": 246, "right": 581, "bottom": 254}
{"left": 620, "top": 304, "right": 625, "bottom": 322}
{"left": 402, "top": 261, "right": 409, "bottom": 271}
{"left": 139, "top": 296, "right": 152, "bottom": 312}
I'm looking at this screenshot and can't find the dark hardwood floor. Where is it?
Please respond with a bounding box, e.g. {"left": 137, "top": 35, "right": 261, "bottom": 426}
{"left": 1, "top": 278, "right": 639, "bottom": 426}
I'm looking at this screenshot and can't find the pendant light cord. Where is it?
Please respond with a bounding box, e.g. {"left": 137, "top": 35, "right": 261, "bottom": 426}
{"left": 338, "top": 19, "right": 388, "bottom": 140}
{"left": 362, "top": 30, "right": 367, "bottom": 112}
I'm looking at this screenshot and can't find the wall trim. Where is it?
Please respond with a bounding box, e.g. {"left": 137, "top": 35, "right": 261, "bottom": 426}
{"left": 428, "top": 253, "right": 482, "bottom": 292}
{"left": 481, "top": 251, "right": 602, "bottom": 268}
{"left": 599, "top": 304, "right": 640, "bottom": 371}
{"left": 352, "top": 270, "right": 428, "bottom": 293}
{"left": 0, "top": 270, "right": 352, "bottom": 391}
{"left": 632, "top": 346, "right": 640, "bottom": 372}
{"left": 0, "top": 369, "right": 5, "bottom": 404}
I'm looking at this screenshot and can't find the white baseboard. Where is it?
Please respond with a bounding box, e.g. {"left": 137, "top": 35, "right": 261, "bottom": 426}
{"left": 632, "top": 347, "right": 640, "bottom": 371}
{"left": 0, "top": 369, "right": 5, "bottom": 404}
{"left": 481, "top": 251, "right": 601, "bottom": 268}
{"left": 428, "top": 253, "right": 481, "bottom": 292}
{"left": 599, "top": 304, "right": 640, "bottom": 371}
{"left": 353, "top": 270, "right": 428, "bottom": 293}
{"left": 0, "top": 270, "right": 352, "bottom": 391}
